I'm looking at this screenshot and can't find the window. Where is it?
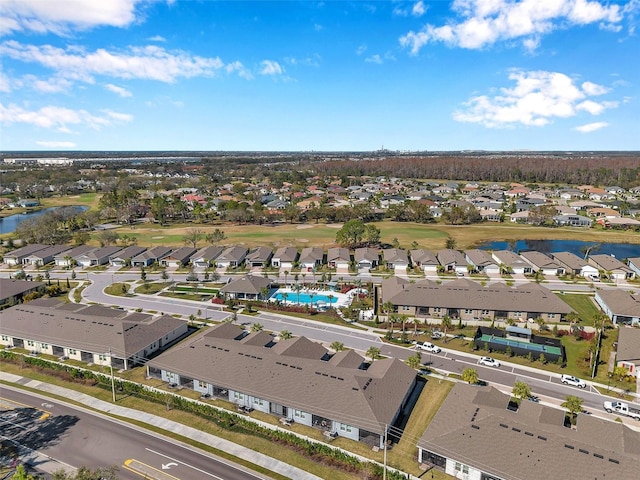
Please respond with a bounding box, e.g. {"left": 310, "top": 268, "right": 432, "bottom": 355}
{"left": 69, "top": 349, "right": 76, "bottom": 355}
{"left": 454, "top": 463, "right": 469, "bottom": 474}
{"left": 515, "top": 311, "right": 521, "bottom": 317}
{"left": 41, "top": 343, "right": 48, "bottom": 349}
{"left": 339, "top": 423, "right": 352, "bottom": 432}
{"left": 434, "top": 307, "right": 441, "bottom": 313}
{"left": 549, "top": 313, "right": 556, "bottom": 319}
{"left": 402, "top": 305, "right": 411, "bottom": 311}
{"left": 464, "top": 309, "right": 473, "bottom": 314}
{"left": 98, "top": 355, "right": 107, "bottom": 361}
{"left": 27, "top": 340, "right": 34, "bottom": 347}
{"left": 1, "top": 335, "right": 8, "bottom": 341}
{"left": 481, "top": 309, "right": 490, "bottom": 315}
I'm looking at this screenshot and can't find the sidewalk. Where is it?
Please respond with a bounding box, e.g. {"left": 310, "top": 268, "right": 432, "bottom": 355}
{"left": 0, "top": 372, "right": 322, "bottom": 480}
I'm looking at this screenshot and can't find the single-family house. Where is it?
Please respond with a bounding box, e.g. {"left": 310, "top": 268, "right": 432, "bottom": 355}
{"left": 299, "top": 247, "right": 324, "bottom": 271}
{"left": 22, "top": 245, "right": 72, "bottom": 267}
{"left": 410, "top": 249, "right": 439, "bottom": 274}
{"left": 354, "top": 247, "right": 379, "bottom": 271}
{"left": 131, "top": 246, "right": 173, "bottom": 267}
{"left": 436, "top": 249, "right": 468, "bottom": 274}
{"left": 271, "top": 247, "right": 299, "bottom": 269}
{"left": 628, "top": 258, "right": 640, "bottom": 277}
{"left": 3, "top": 244, "right": 49, "bottom": 266}
{"left": 417, "top": 382, "right": 640, "bottom": 480}
{"left": 77, "top": 246, "right": 123, "bottom": 267}
{"left": 551, "top": 251, "right": 598, "bottom": 278}
{"left": 594, "top": 290, "right": 640, "bottom": 326}
{"left": 491, "top": 250, "right": 532, "bottom": 274}
{"left": 519, "top": 251, "right": 564, "bottom": 276}
{"left": 326, "top": 247, "right": 351, "bottom": 271}
{"left": 245, "top": 246, "right": 274, "bottom": 268}
{"left": 146, "top": 323, "right": 418, "bottom": 449}
{"left": 109, "top": 246, "right": 147, "bottom": 268}
{"left": 216, "top": 246, "right": 248, "bottom": 269}
{"left": 589, "top": 254, "right": 635, "bottom": 281}
{"left": 382, "top": 248, "right": 409, "bottom": 274}
{"left": 616, "top": 328, "right": 640, "bottom": 379}
{"left": 54, "top": 245, "right": 96, "bottom": 268}
{"left": 464, "top": 249, "right": 500, "bottom": 275}
{"left": 190, "top": 246, "right": 223, "bottom": 268}
{"left": 0, "top": 298, "right": 188, "bottom": 370}
{"left": 553, "top": 214, "right": 593, "bottom": 227}
{"left": 161, "top": 247, "right": 197, "bottom": 268}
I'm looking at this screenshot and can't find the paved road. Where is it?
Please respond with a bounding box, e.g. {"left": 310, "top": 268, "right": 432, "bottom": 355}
{"left": 0, "top": 385, "right": 270, "bottom": 480}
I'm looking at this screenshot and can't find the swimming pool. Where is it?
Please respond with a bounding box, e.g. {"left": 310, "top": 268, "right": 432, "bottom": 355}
{"left": 269, "top": 289, "right": 349, "bottom": 307}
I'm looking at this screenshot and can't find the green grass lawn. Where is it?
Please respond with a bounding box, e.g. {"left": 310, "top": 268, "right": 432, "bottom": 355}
{"left": 557, "top": 293, "right": 601, "bottom": 325}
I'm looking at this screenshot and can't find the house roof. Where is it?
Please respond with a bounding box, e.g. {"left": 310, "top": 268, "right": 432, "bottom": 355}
{"left": 354, "top": 247, "right": 379, "bottom": 262}
{"left": 147, "top": 323, "right": 416, "bottom": 435}
{"left": 464, "top": 249, "right": 498, "bottom": 268}
{"left": 192, "top": 245, "right": 223, "bottom": 261}
{"left": 419, "top": 383, "right": 640, "bottom": 480}
{"left": 132, "top": 246, "right": 173, "bottom": 262}
{"left": 617, "top": 328, "right": 640, "bottom": 364}
{"left": 386, "top": 278, "right": 572, "bottom": 314}
{"left": 409, "top": 249, "right": 438, "bottom": 266}
{"left": 3, "top": 244, "right": 50, "bottom": 259}
{"left": 109, "top": 245, "right": 147, "bottom": 261}
{"left": 519, "top": 251, "right": 560, "bottom": 269}
{"left": 0, "top": 299, "right": 187, "bottom": 358}
{"left": 53, "top": 245, "right": 96, "bottom": 260}
{"left": 25, "top": 244, "right": 72, "bottom": 260}
{"left": 551, "top": 251, "right": 588, "bottom": 271}
{"left": 220, "top": 275, "right": 272, "bottom": 295}
{"left": 589, "top": 254, "right": 632, "bottom": 273}
{"left": 273, "top": 246, "right": 299, "bottom": 262}
{"left": 382, "top": 248, "right": 408, "bottom": 264}
{"left": 79, "top": 246, "right": 122, "bottom": 260}
{"left": 492, "top": 250, "right": 530, "bottom": 268}
{"left": 327, "top": 247, "right": 350, "bottom": 262}
{"left": 218, "top": 246, "right": 248, "bottom": 262}
{"left": 246, "top": 246, "right": 274, "bottom": 262}
{"left": 597, "top": 290, "right": 640, "bottom": 317}
{"left": 299, "top": 247, "right": 324, "bottom": 263}
{"left": 436, "top": 249, "right": 467, "bottom": 267}
{"left": 0, "top": 278, "right": 45, "bottom": 303}
{"left": 163, "top": 247, "right": 197, "bottom": 263}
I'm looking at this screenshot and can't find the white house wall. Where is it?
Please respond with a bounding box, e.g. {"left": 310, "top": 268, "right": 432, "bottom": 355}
{"left": 445, "top": 458, "right": 483, "bottom": 480}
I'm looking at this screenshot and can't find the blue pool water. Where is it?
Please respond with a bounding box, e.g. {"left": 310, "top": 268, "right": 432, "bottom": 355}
{"left": 271, "top": 291, "right": 338, "bottom": 305}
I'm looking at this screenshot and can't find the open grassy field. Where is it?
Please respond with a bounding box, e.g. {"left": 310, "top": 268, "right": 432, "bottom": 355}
{"left": 101, "top": 220, "right": 640, "bottom": 250}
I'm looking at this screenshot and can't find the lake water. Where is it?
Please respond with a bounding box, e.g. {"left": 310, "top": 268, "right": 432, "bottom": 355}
{"left": 478, "top": 239, "right": 640, "bottom": 259}
{"left": 0, "top": 205, "right": 89, "bottom": 235}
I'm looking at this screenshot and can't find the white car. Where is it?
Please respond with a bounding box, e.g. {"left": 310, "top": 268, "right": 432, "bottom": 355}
{"left": 561, "top": 374, "right": 587, "bottom": 389}
{"left": 478, "top": 356, "right": 501, "bottom": 368}
{"left": 416, "top": 342, "right": 441, "bottom": 353}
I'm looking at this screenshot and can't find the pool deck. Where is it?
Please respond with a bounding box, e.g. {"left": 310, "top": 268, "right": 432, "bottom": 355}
{"left": 268, "top": 288, "right": 350, "bottom": 308}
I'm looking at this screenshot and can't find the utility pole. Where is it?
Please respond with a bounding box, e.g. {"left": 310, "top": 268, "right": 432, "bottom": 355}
{"left": 383, "top": 424, "right": 388, "bottom": 480}
{"left": 109, "top": 348, "right": 116, "bottom": 402}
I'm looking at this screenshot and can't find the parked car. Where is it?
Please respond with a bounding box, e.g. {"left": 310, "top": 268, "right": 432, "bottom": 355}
{"left": 416, "top": 342, "right": 441, "bottom": 353}
{"left": 561, "top": 374, "right": 587, "bottom": 389}
{"left": 478, "top": 356, "right": 501, "bottom": 368}
{"left": 431, "top": 330, "right": 444, "bottom": 340}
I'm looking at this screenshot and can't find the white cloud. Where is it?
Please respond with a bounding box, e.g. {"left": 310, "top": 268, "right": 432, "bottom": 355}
{"left": 453, "top": 70, "right": 618, "bottom": 128}
{"left": 36, "top": 140, "right": 77, "bottom": 148}
{"left": 1, "top": 0, "right": 142, "bottom": 36}
{"left": 225, "top": 61, "right": 253, "bottom": 79}
{"left": 260, "top": 60, "right": 283, "bottom": 76}
{"left": 356, "top": 44, "right": 367, "bottom": 55}
{"left": 148, "top": 35, "right": 166, "bottom": 42}
{"left": 412, "top": 1, "right": 427, "bottom": 17}
{"left": 0, "top": 41, "right": 225, "bottom": 83}
{"left": 365, "top": 54, "right": 383, "bottom": 64}
{"left": 105, "top": 83, "right": 132, "bottom": 97}
{"left": 314, "top": 23, "right": 323, "bottom": 31}
{"left": 0, "top": 102, "right": 130, "bottom": 132}
{"left": 0, "top": 72, "right": 12, "bottom": 92}
{"left": 26, "top": 75, "right": 73, "bottom": 93}
{"left": 574, "top": 121, "right": 608, "bottom": 132}
{"left": 103, "top": 110, "right": 133, "bottom": 122}
{"left": 400, "top": 0, "right": 624, "bottom": 53}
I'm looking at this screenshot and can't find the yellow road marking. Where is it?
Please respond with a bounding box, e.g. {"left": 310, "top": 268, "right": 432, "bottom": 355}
{"left": 123, "top": 459, "right": 181, "bottom": 480}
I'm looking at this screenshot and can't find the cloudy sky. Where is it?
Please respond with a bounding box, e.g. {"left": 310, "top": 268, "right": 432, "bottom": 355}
{"left": 1, "top": 0, "right": 638, "bottom": 151}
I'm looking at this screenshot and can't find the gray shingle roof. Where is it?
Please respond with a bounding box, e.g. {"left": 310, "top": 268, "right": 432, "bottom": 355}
{"left": 220, "top": 275, "right": 272, "bottom": 295}
{"left": 597, "top": 289, "right": 640, "bottom": 317}
{"left": 589, "top": 254, "right": 632, "bottom": 273}
{"left": 273, "top": 246, "right": 299, "bottom": 263}
{"left": 419, "top": 383, "right": 640, "bottom": 480}
{"left": 617, "top": 328, "right": 640, "bottom": 364}
{"left": 147, "top": 323, "right": 416, "bottom": 434}
{"left": 551, "top": 251, "right": 587, "bottom": 271}
{"left": 0, "top": 278, "right": 45, "bottom": 303}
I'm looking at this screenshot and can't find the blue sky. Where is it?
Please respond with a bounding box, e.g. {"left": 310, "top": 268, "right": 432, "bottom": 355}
{"left": 1, "top": 0, "right": 639, "bottom": 151}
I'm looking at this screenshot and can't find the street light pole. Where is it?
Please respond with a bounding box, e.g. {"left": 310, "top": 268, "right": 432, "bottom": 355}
{"left": 383, "top": 424, "right": 388, "bottom": 480}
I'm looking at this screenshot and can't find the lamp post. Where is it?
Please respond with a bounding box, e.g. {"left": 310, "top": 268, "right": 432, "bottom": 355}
{"left": 108, "top": 348, "right": 116, "bottom": 402}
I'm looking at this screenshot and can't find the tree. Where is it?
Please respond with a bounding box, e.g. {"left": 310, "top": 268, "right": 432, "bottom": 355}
{"left": 406, "top": 352, "right": 422, "bottom": 369}
{"left": 441, "top": 315, "right": 453, "bottom": 343}
{"left": 335, "top": 219, "right": 366, "bottom": 248}
{"left": 283, "top": 270, "right": 289, "bottom": 287}
{"left": 251, "top": 323, "right": 263, "bottom": 332}
{"left": 11, "top": 464, "right": 39, "bottom": 480}
{"left": 330, "top": 341, "right": 344, "bottom": 352}
{"left": 512, "top": 381, "right": 532, "bottom": 404}
{"left": 73, "top": 231, "right": 91, "bottom": 246}
{"left": 561, "top": 395, "right": 584, "bottom": 424}
{"left": 462, "top": 367, "right": 479, "bottom": 385}
{"left": 366, "top": 346, "right": 381, "bottom": 362}
{"left": 279, "top": 330, "right": 293, "bottom": 340}
{"left": 206, "top": 228, "right": 226, "bottom": 245}
{"left": 150, "top": 195, "right": 169, "bottom": 226}
{"left": 183, "top": 227, "right": 203, "bottom": 248}
{"left": 445, "top": 236, "right": 457, "bottom": 249}
{"left": 52, "top": 466, "right": 119, "bottom": 480}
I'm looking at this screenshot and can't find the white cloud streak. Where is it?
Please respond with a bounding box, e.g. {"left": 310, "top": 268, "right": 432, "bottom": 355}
{"left": 400, "top": 0, "right": 625, "bottom": 53}
{"left": 0, "top": 41, "right": 226, "bottom": 83}
{"left": 453, "top": 70, "right": 617, "bottom": 128}
{"left": 574, "top": 121, "right": 608, "bottom": 132}
{"left": 260, "top": 60, "right": 283, "bottom": 75}
{"left": 0, "top": 102, "right": 132, "bottom": 132}
{"left": 105, "top": 83, "right": 133, "bottom": 97}
{"left": 36, "top": 140, "right": 77, "bottom": 148}
{"left": 1, "top": 0, "right": 142, "bottom": 36}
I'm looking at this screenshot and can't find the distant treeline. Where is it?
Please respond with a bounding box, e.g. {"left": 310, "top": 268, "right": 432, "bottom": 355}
{"left": 312, "top": 154, "right": 640, "bottom": 187}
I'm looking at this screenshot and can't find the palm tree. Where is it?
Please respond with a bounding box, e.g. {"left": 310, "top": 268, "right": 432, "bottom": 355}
{"left": 512, "top": 381, "right": 532, "bottom": 405}
{"left": 561, "top": 395, "right": 584, "bottom": 425}
{"left": 406, "top": 353, "right": 422, "bottom": 369}
{"left": 293, "top": 283, "right": 302, "bottom": 305}
{"left": 330, "top": 341, "right": 344, "bottom": 352}
{"left": 327, "top": 294, "right": 335, "bottom": 309}
{"left": 251, "top": 323, "right": 264, "bottom": 332}
{"left": 309, "top": 292, "right": 315, "bottom": 308}
{"left": 260, "top": 286, "right": 270, "bottom": 306}
{"left": 441, "top": 315, "right": 453, "bottom": 343}
{"left": 283, "top": 270, "right": 289, "bottom": 287}
{"left": 279, "top": 330, "right": 293, "bottom": 340}
{"left": 462, "top": 367, "right": 479, "bottom": 385}
{"left": 282, "top": 292, "right": 289, "bottom": 304}
{"left": 366, "top": 346, "right": 381, "bottom": 363}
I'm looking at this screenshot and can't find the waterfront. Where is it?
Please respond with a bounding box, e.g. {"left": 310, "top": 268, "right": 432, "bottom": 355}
{"left": 0, "top": 206, "right": 88, "bottom": 235}
{"left": 478, "top": 239, "right": 640, "bottom": 259}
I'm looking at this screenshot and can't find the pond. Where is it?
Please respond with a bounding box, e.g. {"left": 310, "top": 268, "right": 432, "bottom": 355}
{"left": 0, "top": 205, "right": 89, "bottom": 235}
{"left": 477, "top": 239, "right": 640, "bottom": 259}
